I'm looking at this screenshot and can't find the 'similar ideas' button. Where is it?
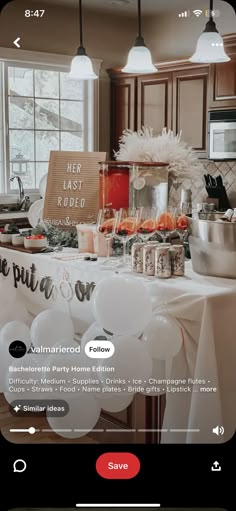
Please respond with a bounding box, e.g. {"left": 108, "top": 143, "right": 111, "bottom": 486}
{"left": 96, "top": 452, "right": 140, "bottom": 479}
{"left": 9, "top": 400, "right": 69, "bottom": 417}
{"left": 85, "top": 340, "right": 115, "bottom": 358}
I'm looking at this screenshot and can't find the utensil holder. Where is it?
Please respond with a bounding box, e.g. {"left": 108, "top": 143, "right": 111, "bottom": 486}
{"left": 205, "top": 185, "right": 231, "bottom": 211}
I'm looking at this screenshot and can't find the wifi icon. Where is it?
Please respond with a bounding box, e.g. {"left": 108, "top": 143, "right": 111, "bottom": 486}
{"left": 193, "top": 9, "right": 203, "bottom": 17}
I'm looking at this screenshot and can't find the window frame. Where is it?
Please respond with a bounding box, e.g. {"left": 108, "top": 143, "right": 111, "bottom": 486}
{"left": 0, "top": 47, "right": 101, "bottom": 197}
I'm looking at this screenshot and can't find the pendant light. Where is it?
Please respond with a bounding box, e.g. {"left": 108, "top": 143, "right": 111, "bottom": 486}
{"left": 69, "top": 0, "right": 97, "bottom": 80}
{"left": 122, "top": 0, "right": 157, "bottom": 74}
{"left": 189, "top": 0, "right": 230, "bottom": 63}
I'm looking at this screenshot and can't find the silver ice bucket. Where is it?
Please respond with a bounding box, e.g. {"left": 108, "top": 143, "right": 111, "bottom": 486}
{"left": 188, "top": 215, "right": 236, "bottom": 278}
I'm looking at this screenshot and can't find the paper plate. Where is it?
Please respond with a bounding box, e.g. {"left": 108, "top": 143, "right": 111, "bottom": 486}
{"left": 28, "top": 199, "right": 44, "bottom": 228}
{"left": 38, "top": 173, "right": 48, "bottom": 199}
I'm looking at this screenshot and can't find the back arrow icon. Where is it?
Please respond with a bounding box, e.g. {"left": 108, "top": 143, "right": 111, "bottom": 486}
{"left": 13, "top": 37, "right": 21, "bottom": 48}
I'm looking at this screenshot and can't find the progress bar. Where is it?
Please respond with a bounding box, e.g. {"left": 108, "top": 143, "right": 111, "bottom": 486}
{"left": 9, "top": 427, "right": 200, "bottom": 434}
{"left": 76, "top": 505, "right": 161, "bottom": 508}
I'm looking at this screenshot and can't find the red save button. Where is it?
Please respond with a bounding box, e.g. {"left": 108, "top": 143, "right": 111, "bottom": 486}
{"left": 96, "top": 452, "right": 140, "bottom": 479}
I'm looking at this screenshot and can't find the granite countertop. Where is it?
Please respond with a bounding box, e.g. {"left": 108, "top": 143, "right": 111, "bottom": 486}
{"left": 0, "top": 211, "right": 29, "bottom": 220}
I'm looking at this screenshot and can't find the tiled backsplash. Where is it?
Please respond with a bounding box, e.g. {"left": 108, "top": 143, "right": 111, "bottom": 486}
{"left": 169, "top": 160, "right": 236, "bottom": 208}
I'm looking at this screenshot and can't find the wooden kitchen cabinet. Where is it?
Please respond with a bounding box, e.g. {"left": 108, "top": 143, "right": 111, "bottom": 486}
{"left": 110, "top": 76, "right": 136, "bottom": 153}
{"left": 108, "top": 65, "right": 209, "bottom": 156}
{"left": 137, "top": 72, "right": 172, "bottom": 133}
{"left": 108, "top": 35, "right": 236, "bottom": 155}
{"left": 209, "top": 37, "right": 236, "bottom": 109}
{"left": 172, "top": 67, "right": 208, "bottom": 152}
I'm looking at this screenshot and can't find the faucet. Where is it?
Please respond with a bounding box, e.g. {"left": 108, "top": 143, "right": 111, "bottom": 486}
{"left": 9, "top": 175, "right": 30, "bottom": 211}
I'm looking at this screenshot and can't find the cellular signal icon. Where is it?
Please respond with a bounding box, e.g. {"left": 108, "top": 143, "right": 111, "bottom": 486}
{"left": 193, "top": 9, "right": 203, "bottom": 17}
{"left": 178, "top": 10, "right": 190, "bottom": 17}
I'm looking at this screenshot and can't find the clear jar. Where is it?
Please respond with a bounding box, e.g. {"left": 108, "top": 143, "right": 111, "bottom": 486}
{"left": 129, "top": 162, "right": 169, "bottom": 210}
{"left": 99, "top": 161, "right": 129, "bottom": 210}
{"left": 99, "top": 161, "right": 169, "bottom": 211}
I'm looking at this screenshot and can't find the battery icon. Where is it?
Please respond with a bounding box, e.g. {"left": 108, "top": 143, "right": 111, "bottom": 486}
{"left": 205, "top": 9, "right": 220, "bottom": 17}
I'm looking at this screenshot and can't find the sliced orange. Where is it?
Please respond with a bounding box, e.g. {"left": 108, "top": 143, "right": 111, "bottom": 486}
{"left": 177, "top": 214, "right": 188, "bottom": 230}
{"left": 139, "top": 218, "right": 156, "bottom": 232}
{"left": 99, "top": 218, "right": 115, "bottom": 233}
{"left": 118, "top": 217, "right": 137, "bottom": 235}
{"left": 157, "top": 212, "right": 176, "bottom": 231}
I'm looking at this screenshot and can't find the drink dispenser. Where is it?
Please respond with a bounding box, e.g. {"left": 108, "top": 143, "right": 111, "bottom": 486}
{"left": 129, "top": 162, "right": 169, "bottom": 210}
{"left": 99, "top": 161, "right": 130, "bottom": 210}
{"left": 99, "top": 161, "right": 169, "bottom": 210}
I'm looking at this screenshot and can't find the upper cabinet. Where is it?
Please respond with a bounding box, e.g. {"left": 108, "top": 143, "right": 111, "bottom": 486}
{"left": 173, "top": 67, "right": 208, "bottom": 152}
{"left": 209, "top": 36, "right": 236, "bottom": 109}
{"left": 108, "top": 34, "right": 236, "bottom": 157}
{"left": 137, "top": 72, "right": 172, "bottom": 133}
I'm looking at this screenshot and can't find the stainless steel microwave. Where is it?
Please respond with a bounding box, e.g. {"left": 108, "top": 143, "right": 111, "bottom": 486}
{"left": 209, "top": 110, "right": 236, "bottom": 159}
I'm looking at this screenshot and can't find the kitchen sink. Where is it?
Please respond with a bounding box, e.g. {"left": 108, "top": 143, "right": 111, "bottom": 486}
{"left": 0, "top": 206, "right": 22, "bottom": 212}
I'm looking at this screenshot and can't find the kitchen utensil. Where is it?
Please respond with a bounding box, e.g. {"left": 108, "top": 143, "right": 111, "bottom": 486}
{"left": 216, "top": 175, "right": 223, "bottom": 187}
{"left": 208, "top": 175, "right": 216, "bottom": 187}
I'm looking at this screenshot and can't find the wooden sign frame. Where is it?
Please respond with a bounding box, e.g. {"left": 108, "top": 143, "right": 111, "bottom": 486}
{"left": 43, "top": 151, "right": 106, "bottom": 228}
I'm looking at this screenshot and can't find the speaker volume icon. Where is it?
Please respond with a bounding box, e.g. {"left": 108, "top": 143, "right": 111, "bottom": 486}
{"left": 212, "top": 425, "right": 224, "bottom": 436}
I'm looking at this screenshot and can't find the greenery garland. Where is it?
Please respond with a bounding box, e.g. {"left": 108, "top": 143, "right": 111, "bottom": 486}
{"left": 27, "top": 222, "right": 191, "bottom": 258}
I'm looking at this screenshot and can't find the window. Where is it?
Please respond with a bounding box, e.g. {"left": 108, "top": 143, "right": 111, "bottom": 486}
{"left": 0, "top": 60, "right": 96, "bottom": 194}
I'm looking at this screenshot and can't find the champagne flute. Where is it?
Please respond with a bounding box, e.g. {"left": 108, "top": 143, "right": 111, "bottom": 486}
{"left": 97, "top": 208, "right": 117, "bottom": 263}
{"left": 176, "top": 203, "right": 191, "bottom": 243}
{"left": 156, "top": 206, "right": 177, "bottom": 243}
{"left": 137, "top": 207, "right": 157, "bottom": 242}
{"left": 115, "top": 208, "right": 140, "bottom": 265}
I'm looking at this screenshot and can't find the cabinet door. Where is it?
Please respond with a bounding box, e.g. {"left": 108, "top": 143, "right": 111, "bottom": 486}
{"left": 209, "top": 45, "right": 236, "bottom": 108}
{"left": 110, "top": 77, "right": 136, "bottom": 154}
{"left": 137, "top": 73, "right": 172, "bottom": 133}
{"left": 173, "top": 67, "right": 208, "bottom": 152}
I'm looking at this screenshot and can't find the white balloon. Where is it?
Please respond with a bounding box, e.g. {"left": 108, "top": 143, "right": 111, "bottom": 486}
{"left": 80, "top": 321, "right": 112, "bottom": 354}
{"left": 98, "top": 392, "right": 134, "bottom": 412}
{"left": 143, "top": 314, "right": 183, "bottom": 360}
{"left": 0, "top": 321, "right": 31, "bottom": 350}
{"left": 97, "top": 335, "right": 152, "bottom": 386}
{"left": 43, "top": 340, "right": 95, "bottom": 391}
{"left": 31, "top": 310, "right": 74, "bottom": 348}
{"left": 46, "top": 394, "right": 101, "bottom": 438}
{"left": 93, "top": 276, "right": 152, "bottom": 336}
{"left": 141, "top": 359, "right": 166, "bottom": 396}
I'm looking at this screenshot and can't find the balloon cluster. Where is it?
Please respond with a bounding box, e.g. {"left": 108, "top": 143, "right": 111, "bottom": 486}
{"left": 0, "top": 274, "right": 184, "bottom": 439}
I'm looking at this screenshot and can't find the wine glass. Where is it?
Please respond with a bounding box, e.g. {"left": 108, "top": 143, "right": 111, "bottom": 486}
{"left": 176, "top": 203, "right": 191, "bottom": 243}
{"left": 97, "top": 208, "right": 118, "bottom": 263}
{"left": 156, "top": 206, "right": 177, "bottom": 243}
{"left": 137, "top": 207, "right": 157, "bottom": 242}
{"left": 115, "top": 208, "right": 140, "bottom": 265}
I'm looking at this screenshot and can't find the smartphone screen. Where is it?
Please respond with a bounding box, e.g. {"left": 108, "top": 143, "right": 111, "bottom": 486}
{"left": 0, "top": 0, "right": 235, "bottom": 510}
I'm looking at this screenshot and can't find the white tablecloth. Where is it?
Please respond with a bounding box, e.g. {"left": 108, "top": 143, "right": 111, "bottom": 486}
{"left": 0, "top": 246, "right": 235, "bottom": 444}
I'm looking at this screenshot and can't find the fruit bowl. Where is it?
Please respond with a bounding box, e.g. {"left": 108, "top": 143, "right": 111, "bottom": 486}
{"left": 0, "top": 232, "right": 12, "bottom": 243}
{"left": 24, "top": 235, "right": 47, "bottom": 249}
{"left": 12, "top": 234, "right": 25, "bottom": 246}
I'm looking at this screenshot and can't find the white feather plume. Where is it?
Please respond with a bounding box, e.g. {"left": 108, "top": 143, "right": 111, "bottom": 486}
{"left": 115, "top": 127, "right": 203, "bottom": 182}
